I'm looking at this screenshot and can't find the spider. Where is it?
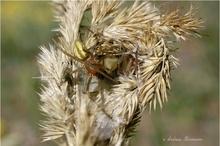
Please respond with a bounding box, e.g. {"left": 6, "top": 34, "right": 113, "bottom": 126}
{"left": 53, "top": 38, "right": 120, "bottom": 93}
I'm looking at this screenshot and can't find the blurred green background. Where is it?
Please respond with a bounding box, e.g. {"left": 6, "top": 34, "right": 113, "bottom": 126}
{"left": 1, "top": 1, "right": 219, "bottom": 146}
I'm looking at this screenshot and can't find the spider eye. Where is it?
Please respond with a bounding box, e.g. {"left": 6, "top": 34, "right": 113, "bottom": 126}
{"left": 75, "top": 41, "right": 88, "bottom": 60}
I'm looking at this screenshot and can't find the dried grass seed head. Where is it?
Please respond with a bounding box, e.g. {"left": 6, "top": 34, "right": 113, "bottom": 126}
{"left": 38, "top": 0, "right": 204, "bottom": 145}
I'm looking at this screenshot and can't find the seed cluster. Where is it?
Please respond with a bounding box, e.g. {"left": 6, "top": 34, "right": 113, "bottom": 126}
{"left": 38, "top": 1, "right": 204, "bottom": 145}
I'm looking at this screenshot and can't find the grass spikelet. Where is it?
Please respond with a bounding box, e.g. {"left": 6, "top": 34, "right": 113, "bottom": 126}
{"left": 37, "top": 1, "right": 204, "bottom": 145}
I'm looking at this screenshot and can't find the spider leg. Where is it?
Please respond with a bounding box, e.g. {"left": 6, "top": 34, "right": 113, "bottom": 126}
{"left": 133, "top": 43, "right": 139, "bottom": 79}
{"left": 70, "top": 67, "right": 84, "bottom": 74}
{"left": 96, "top": 69, "right": 119, "bottom": 84}
{"left": 85, "top": 75, "right": 92, "bottom": 93}
{"left": 52, "top": 38, "right": 84, "bottom": 64}
{"left": 83, "top": 74, "right": 113, "bottom": 119}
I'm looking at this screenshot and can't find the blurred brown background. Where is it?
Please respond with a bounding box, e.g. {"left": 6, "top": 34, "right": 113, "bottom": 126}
{"left": 1, "top": 1, "right": 219, "bottom": 146}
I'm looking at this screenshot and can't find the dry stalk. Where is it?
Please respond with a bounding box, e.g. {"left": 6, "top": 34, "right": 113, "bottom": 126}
{"left": 37, "top": 1, "right": 204, "bottom": 145}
